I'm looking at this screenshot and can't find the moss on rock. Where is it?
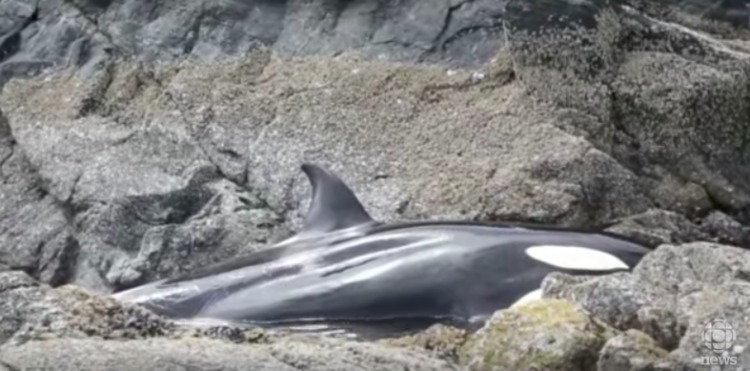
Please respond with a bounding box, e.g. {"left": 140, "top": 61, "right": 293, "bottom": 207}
{"left": 459, "top": 299, "right": 616, "bottom": 371}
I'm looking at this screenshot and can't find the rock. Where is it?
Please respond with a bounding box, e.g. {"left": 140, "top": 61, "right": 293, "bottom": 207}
{"left": 670, "top": 282, "right": 750, "bottom": 370}
{"left": 73, "top": 175, "right": 289, "bottom": 292}
{"left": 0, "top": 336, "right": 461, "bottom": 371}
{"left": 0, "top": 59, "right": 288, "bottom": 293}
{"left": 635, "top": 243, "right": 750, "bottom": 290}
{"left": 0, "top": 107, "right": 76, "bottom": 285}
{"left": 514, "top": 6, "right": 750, "bottom": 224}
{"left": 542, "top": 242, "right": 750, "bottom": 369}
{"left": 0, "top": 270, "right": 176, "bottom": 346}
{"left": 0, "top": 1, "right": 36, "bottom": 34}
{"left": 541, "top": 271, "right": 650, "bottom": 331}
{"left": 605, "top": 209, "right": 710, "bottom": 247}
{"left": 634, "top": 0, "right": 750, "bottom": 37}
{"left": 646, "top": 171, "right": 713, "bottom": 218}
{"left": 611, "top": 50, "right": 750, "bottom": 213}
{"left": 0, "top": 0, "right": 747, "bottom": 85}
{"left": 459, "top": 299, "right": 615, "bottom": 371}
{"left": 636, "top": 307, "right": 683, "bottom": 351}
{"left": 597, "top": 329, "right": 672, "bottom": 371}
{"left": 382, "top": 324, "right": 468, "bottom": 361}
{"left": 700, "top": 211, "right": 750, "bottom": 248}
{"left": 0, "top": 0, "right": 545, "bottom": 84}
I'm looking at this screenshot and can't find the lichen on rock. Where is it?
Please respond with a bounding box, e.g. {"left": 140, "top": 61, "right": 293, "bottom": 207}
{"left": 459, "top": 299, "right": 616, "bottom": 371}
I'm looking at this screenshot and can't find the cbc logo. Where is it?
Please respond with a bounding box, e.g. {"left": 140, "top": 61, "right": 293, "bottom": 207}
{"left": 703, "top": 319, "right": 736, "bottom": 353}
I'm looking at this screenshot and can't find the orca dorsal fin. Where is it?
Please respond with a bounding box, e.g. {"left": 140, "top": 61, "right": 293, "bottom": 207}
{"left": 299, "top": 163, "right": 375, "bottom": 234}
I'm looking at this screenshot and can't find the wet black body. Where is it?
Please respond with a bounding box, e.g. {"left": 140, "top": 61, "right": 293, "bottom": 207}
{"left": 112, "top": 164, "right": 651, "bottom": 337}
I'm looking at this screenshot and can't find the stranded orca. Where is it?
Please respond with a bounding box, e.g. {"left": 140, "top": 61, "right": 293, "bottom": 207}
{"left": 112, "top": 164, "right": 651, "bottom": 338}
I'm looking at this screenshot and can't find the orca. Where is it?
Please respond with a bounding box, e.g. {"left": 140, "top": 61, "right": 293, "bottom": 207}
{"left": 112, "top": 163, "right": 651, "bottom": 338}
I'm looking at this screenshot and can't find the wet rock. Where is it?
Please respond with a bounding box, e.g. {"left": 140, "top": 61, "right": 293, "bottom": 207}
{"left": 459, "top": 299, "right": 615, "bottom": 371}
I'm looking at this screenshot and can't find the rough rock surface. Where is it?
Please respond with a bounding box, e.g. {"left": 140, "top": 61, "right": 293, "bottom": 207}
{"left": 1, "top": 333, "right": 463, "bottom": 371}
{"left": 459, "top": 299, "right": 615, "bottom": 371}
{"left": 0, "top": 270, "right": 177, "bottom": 345}
{"left": 543, "top": 242, "right": 750, "bottom": 370}
{"left": 0, "top": 337, "right": 464, "bottom": 371}
{"left": 0, "top": 0, "right": 737, "bottom": 79}
{"left": 381, "top": 324, "right": 468, "bottom": 362}
{"left": 1, "top": 0, "right": 750, "bottom": 370}
{"left": 597, "top": 330, "right": 673, "bottom": 371}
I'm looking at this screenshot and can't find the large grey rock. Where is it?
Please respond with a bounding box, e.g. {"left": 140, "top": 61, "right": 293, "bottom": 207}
{"left": 514, "top": 7, "right": 750, "bottom": 222}
{"left": 543, "top": 242, "right": 750, "bottom": 370}
{"left": 0, "top": 66, "right": 290, "bottom": 291}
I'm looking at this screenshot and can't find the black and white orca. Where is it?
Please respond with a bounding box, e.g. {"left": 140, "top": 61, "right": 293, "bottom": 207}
{"left": 112, "top": 164, "right": 651, "bottom": 338}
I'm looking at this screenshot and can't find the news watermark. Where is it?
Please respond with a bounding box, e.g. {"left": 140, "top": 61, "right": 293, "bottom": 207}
{"left": 700, "top": 318, "right": 739, "bottom": 366}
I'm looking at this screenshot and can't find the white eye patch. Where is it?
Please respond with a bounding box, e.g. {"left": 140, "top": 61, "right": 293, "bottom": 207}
{"left": 525, "top": 245, "right": 629, "bottom": 271}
